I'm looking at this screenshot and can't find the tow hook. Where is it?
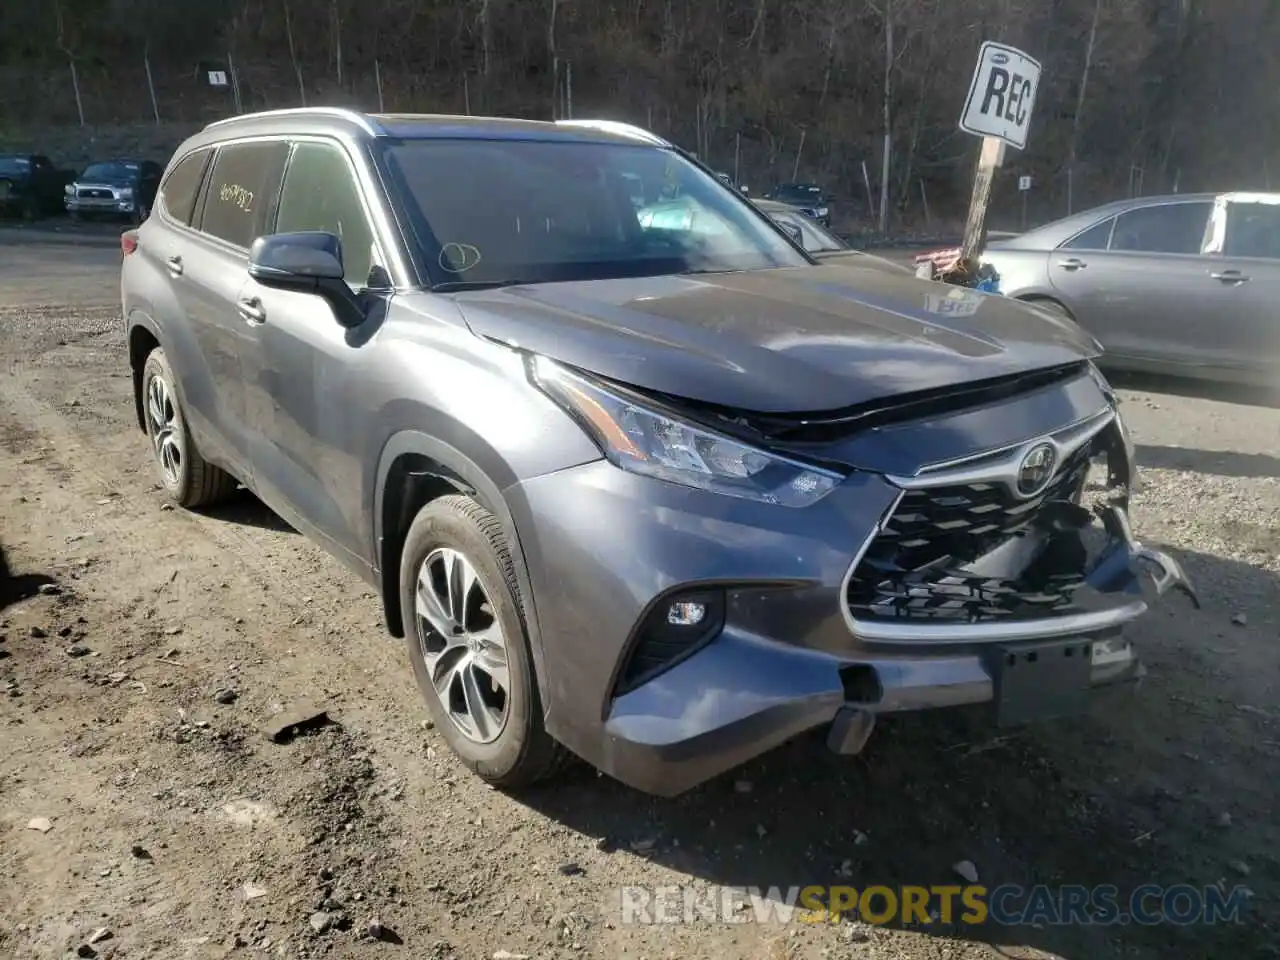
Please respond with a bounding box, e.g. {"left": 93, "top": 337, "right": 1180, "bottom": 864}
{"left": 1099, "top": 504, "right": 1201, "bottom": 609}
{"left": 827, "top": 706, "right": 876, "bottom": 756}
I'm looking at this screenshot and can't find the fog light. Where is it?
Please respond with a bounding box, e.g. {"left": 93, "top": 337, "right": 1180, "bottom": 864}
{"left": 667, "top": 601, "right": 706, "bottom": 626}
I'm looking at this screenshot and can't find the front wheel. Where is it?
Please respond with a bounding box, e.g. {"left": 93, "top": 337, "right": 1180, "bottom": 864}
{"left": 141, "top": 348, "right": 238, "bottom": 507}
{"left": 399, "top": 494, "right": 570, "bottom": 788}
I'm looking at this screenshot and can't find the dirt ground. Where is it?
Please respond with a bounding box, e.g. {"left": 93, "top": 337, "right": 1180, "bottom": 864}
{"left": 0, "top": 237, "right": 1277, "bottom": 960}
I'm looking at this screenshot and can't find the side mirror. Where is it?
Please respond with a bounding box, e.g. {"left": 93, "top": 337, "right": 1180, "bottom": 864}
{"left": 248, "top": 232, "right": 366, "bottom": 328}
{"left": 779, "top": 221, "right": 803, "bottom": 244}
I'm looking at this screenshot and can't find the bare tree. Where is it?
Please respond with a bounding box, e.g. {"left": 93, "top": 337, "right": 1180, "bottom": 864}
{"left": 52, "top": 0, "right": 85, "bottom": 127}
{"left": 283, "top": 0, "right": 307, "bottom": 106}
{"left": 1066, "top": 0, "right": 1102, "bottom": 214}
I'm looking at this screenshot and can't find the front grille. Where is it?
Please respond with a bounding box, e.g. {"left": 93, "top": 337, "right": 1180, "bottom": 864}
{"left": 847, "top": 429, "right": 1105, "bottom": 626}
{"left": 78, "top": 188, "right": 113, "bottom": 199}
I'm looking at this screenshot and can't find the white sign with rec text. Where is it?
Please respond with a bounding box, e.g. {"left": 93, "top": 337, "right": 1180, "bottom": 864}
{"left": 960, "top": 42, "right": 1041, "bottom": 150}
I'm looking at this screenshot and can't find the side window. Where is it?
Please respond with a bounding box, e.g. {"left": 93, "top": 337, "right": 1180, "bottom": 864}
{"left": 1223, "top": 203, "right": 1280, "bottom": 260}
{"left": 274, "top": 141, "right": 379, "bottom": 288}
{"left": 158, "top": 148, "right": 212, "bottom": 226}
{"left": 1061, "top": 217, "right": 1114, "bottom": 251}
{"left": 1110, "top": 202, "right": 1212, "bottom": 255}
{"left": 198, "top": 141, "right": 289, "bottom": 249}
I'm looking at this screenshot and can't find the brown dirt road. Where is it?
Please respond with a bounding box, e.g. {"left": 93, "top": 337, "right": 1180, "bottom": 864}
{"left": 0, "top": 239, "right": 1276, "bottom": 960}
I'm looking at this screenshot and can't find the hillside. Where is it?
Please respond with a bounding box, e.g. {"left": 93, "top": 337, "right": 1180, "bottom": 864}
{"left": 2, "top": 0, "right": 1277, "bottom": 228}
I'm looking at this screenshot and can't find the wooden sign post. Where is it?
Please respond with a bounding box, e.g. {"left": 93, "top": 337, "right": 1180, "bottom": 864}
{"left": 961, "top": 137, "right": 1006, "bottom": 261}
{"left": 957, "top": 42, "right": 1041, "bottom": 264}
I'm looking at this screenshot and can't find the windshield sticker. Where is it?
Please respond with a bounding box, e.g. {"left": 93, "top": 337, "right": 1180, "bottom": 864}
{"left": 439, "top": 242, "right": 482, "bottom": 273}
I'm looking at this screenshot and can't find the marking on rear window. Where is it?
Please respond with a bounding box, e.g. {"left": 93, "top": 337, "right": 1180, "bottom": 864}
{"left": 218, "top": 183, "right": 254, "bottom": 213}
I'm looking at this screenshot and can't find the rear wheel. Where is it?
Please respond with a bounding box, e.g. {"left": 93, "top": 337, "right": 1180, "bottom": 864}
{"left": 141, "top": 348, "right": 238, "bottom": 508}
{"left": 400, "top": 494, "right": 570, "bottom": 788}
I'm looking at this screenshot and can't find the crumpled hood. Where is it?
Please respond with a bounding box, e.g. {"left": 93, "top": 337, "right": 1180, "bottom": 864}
{"left": 454, "top": 263, "right": 1100, "bottom": 413}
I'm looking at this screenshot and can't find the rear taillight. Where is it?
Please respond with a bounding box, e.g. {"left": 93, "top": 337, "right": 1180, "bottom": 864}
{"left": 121, "top": 230, "right": 138, "bottom": 256}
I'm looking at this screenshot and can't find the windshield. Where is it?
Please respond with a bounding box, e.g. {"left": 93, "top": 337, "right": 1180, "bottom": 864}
{"left": 80, "top": 161, "right": 139, "bottom": 181}
{"left": 772, "top": 184, "right": 824, "bottom": 204}
{"left": 0, "top": 157, "right": 31, "bottom": 175}
{"left": 769, "top": 209, "right": 845, "bottom": 252}
{"left": 381, "top": 138, "right": 810, "bottom": 286}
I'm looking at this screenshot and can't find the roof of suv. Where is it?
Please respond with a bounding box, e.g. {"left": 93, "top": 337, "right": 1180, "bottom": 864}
{"left": 197, "top": 107, "right": 670, "bottom": 147}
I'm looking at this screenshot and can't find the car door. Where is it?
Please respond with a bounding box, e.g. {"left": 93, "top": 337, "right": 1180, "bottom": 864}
{"left": 238, "top": 137, "right": 389, "bottom": 564}
{"left": 175, "top": 139, "right": 289, "bottom": 479}
{"left": 1200, "top": 198, "right": 1280, "bottom": 376}
{"left": 1049, "top": 199, "right": 1213, "bottom": 364}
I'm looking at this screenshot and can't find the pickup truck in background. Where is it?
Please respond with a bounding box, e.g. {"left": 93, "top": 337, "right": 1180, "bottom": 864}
{"left": 0, "top": 154, "right": 76, "bottom": 220}
{"left": 982, "top": 192, "right": 1280, "bottom": 387}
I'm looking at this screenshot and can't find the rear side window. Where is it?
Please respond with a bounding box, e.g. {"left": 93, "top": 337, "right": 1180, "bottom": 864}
{"left": 198, "top": 141, "right": 289, "bottom": 249}
{"left": 1224, "top": 203, "right": 1280, "bottom": 260}
{"left": 1061, "top": 218, "right": 1114, "bottom": 251}
{"left": 1110, "top": 202, "right": 1212, "bottom": 255}
{"left": 158, "top": 149, "right": 211, "bottom": 226}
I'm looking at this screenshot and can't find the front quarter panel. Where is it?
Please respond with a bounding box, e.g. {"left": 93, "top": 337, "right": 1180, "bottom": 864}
{"left": 360, "top": 295, "right": 604, "bottom": 708}
{"left": 362, "top": 295, "right": 603, "bottom": 516}
{"left": 984, "top": 248, "right": 1055, "bottom": 299}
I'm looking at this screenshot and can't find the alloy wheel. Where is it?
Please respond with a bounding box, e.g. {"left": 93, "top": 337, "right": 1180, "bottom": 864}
{"left": 146, "top": 373, "right": 183, "bottom": 486}
{"left": 414, "top": 547, "right": 511, "bottom": 744}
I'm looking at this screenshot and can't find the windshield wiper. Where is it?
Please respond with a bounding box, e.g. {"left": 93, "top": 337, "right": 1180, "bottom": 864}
{"left": 431, "top": 279, "right": 528, "bottom": 292}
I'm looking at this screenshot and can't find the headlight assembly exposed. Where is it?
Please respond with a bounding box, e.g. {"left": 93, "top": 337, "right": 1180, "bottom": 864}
{"left": 528, "top": 356, "right": 843, "bottom": 507}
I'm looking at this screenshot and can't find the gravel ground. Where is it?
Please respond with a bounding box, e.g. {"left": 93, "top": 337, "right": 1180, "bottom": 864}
{"left": 0, "top": 240, "right": 1277, "bottom": 960}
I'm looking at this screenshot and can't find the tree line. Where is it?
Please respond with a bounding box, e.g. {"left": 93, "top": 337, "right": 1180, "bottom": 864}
{"left": 2, "top": 0, "right": 1276, "bottom": 227}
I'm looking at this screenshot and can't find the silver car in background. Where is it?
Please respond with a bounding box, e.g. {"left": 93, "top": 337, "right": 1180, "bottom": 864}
{"left": 753, "top": 199, "right": 910, "bottom": 275}
{"left": 983, "top": 192, "right": 1280, "bottom": 386}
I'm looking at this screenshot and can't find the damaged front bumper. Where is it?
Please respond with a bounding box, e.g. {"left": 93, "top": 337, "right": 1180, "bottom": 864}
{"left": 854, "top": 502, "right": 1197, "bottom": 718}
{"left": 594, "top": 405, "right": 1199, "bottom": 796}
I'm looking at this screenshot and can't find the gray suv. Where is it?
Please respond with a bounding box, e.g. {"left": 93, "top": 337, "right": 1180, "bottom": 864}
{"left": 121, "top": 108, "right": 1195, "bottom": 796}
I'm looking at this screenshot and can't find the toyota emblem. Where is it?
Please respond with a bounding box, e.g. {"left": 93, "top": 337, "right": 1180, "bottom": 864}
{"left": 1016, "top": 442, "right": 1058, "bottom": 497}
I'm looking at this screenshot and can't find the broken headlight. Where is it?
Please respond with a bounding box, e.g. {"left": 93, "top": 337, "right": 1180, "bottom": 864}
{"left": 529, "top": 356, "right": 844, "bottom": 507}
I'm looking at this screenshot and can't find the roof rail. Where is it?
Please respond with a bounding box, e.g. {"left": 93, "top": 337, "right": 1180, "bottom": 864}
{"left": 203, "top": 107, "right": 382, "bottom": 136}
{"left": 554, "top": 119, "right": 669, "bottom": 146}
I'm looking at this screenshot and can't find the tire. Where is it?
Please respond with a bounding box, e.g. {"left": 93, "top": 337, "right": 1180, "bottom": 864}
{"left": 141, "top": 348, "right": 238, "bottom": 508}
{"left": 399, "top": 494, "right": 570, "bottom": 788}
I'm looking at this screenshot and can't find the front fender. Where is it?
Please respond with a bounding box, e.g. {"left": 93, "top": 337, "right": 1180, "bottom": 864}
{"left": 371, "top": 427, "right": 557, "bottom": 715}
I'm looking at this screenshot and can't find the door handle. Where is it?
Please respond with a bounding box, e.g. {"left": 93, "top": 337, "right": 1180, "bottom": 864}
{"left": 237, "top": 297, "right": 266, "bottom": 324}
{"left": 164, "top": 255, "right": 183, "bottom": 276}
{"left": 1056, "top": 258, "right": 1087, "bottom": 271}
{"left": 1210, "top": 270, "right": 1249, "bottom": 283}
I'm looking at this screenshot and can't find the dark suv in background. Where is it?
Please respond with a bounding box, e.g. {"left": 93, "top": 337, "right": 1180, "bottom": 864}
{"left": 0, "top": 153, "right": 75, "bottom": 219}
{"left": 765, "top": 181, "right": 832, "bottom": 226}
{"left": 121, "top": 108, "right": 1193, "bottom": 796}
